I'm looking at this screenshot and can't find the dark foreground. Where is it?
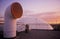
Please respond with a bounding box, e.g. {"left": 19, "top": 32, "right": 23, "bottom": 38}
{"left": 0, "top": 29, "right": 60, "bottom": 39}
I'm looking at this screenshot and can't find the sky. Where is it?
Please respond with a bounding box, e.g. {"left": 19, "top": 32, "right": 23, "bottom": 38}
{"left": 22, "top": 0, "right": 60, "bottom": 13}
{"left": 0, "top": 0, "right": 60, "bottom": 16}
{"left": 0, "top": 0, "right": 60, "bottom": 24}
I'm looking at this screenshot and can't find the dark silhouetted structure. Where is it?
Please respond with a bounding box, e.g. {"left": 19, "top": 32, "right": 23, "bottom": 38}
{"left": 25, "top": 24, "right": 29, "bottom": 33}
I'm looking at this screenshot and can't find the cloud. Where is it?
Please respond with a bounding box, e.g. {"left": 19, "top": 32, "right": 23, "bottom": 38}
{"left": 23, "top": 10, "right": 36, "bottom": 16}
{"left": 36, "top": 12, "right": 60, "bottom": 24}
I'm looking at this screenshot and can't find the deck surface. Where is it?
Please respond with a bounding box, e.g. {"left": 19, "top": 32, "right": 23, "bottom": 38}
{"left": 0, "top": 30, "right": 60, "bottom": 39}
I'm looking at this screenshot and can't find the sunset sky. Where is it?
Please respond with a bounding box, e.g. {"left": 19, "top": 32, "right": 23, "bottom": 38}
{"left": 0, "top": 0, "right": 60, "bottom": 24}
